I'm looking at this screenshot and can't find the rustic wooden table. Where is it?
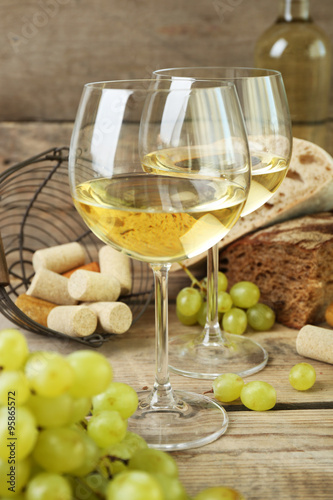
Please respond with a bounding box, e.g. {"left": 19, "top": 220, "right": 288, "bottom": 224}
{"left": 0, "top": 94, "right": 333, "bottom": 500}
{"left": 1, "top": 301, "right": 332, "bottom": 500}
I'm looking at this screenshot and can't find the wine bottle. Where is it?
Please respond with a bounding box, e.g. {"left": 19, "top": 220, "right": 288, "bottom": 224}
{"left": 254, "top": 0, "right": 331, "bottom": 147}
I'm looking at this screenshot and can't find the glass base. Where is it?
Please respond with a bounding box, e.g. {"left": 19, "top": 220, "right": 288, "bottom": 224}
{"left": 128, "top": 389, "right": 229, "bottom": 451}
{"left": 168, "top": 331, "right": 269, "bottom": 379}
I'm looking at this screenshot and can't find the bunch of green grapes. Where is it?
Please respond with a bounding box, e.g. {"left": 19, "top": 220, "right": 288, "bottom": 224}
{"left": 0, "top": 327, "right": 245, "bottom": 500}
{"left": 176, "top": 270, "right": 275, "bottom": 335}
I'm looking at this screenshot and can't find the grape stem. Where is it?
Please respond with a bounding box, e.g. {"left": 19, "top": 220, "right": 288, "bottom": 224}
{"left": 98, "top": 454, "right": 128, "bottom": 480}
{"left": 73, "top": 454, "right": 130, "bottom": 499}
{"left": 79, "top": 419, "right": 88, "bottom": 430}
{"left": 203, "top": 389, "right": 214, "bottom": 394}
{"left": 179, "top": 263, "right": 205, "bottom": 292}
{"left": 105, "top": 454, "right": 129, "bottom": 465}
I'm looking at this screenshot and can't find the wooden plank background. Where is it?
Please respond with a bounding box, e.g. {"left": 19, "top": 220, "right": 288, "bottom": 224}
{"left": 0, "top": 0, "right": 332, "bottom": 121}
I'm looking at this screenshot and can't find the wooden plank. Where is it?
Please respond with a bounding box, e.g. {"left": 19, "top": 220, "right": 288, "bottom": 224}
{"left": 174, "top": 409, "right": 333, "bottom": 499}
{"left": 1, "top": 121, "right": 333, "bottom": 177}
{"left": 0, "top": 0, "right": 332, "bottom": 121}
{"left": 0, "top": 122, "right": 73, "bottom": 169}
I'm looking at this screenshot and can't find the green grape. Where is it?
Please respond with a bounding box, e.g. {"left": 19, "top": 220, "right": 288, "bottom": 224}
{"left": 25, "top": 472, "right": 72, "bottom": 500}
{"left": 0, "top": 406, "right": 38, "bottom": 461}
{"left": 217, "top": 272, "right": 228, "bottom": 292}
{"left": 194, "top": 486, "right": 245, "bottom": 500}
{"left": 222, "top": 308, "right": 247, "bottom": 335}
{"left": 176, "top": 287, "right": 203, "bottom": 321}
{"left": 217, "top": 292, "right": 233, "bottom": 314}
{"left": 213, "top": 373, "right": 244, "bottom": 403}
{"left": 197, "top": 292, "right": 231, "bottom": 325}
{"left": 105, "top": 457, "right": 128, "bottom": 476}
{"left": 153, "top": 473, "right": 189, "bottom": 500}
{"left": 106, "top": 470, "right": 164, "bottom": 500}
{"left": 0, "top": 328, "right": 29, "bottom": 370}
{"left": 106, "top": 431, "right": 148, "bottom": 461}
{"left": 1, "top": 495, "right": 26, "bottom": 500}
{"left": 67, "top": 350, "right": 113, "bottom": 398}
{"left": 69, "top": 429, "right": 101, "bottom": 476}
{"left": 289, "top": 363, "right": 316, "bottom": 391}
{"left": 128, "top": 448, "right": 178, "bottom": 478}
{"left": 247, "top": 303, "right": 275, "bottom": 331}
{"left": 79, "top": 471, "right": 109, "bottom": 497}
{"left": 102, "top": 431, "right": 148, "bottom": 477}
{"left": 92, "top": 382, "right": 138, "bottom": 419}
{"left": 197, "top": 301, "right": 207, "bottom": 327}
{"left": 176, "top": 309, "right": 198, "bottom": 326}
{"left": 25, "top": 351, "right": 74, "bottom": 398}
{"left": 240, "top": 381, "right": 276, "bottom": 411}
{"left": 33, "top": 427, "right": 85, "bottom": 473}
{"left": 29, "top": 458, "right": 45, "bottom": 478}
{"left": 0, "top": 370, "right": 30, "bottom": 405}
{"left": 229, "top": 281, "right": 260, "bottom": 309}
{"left": 87, "top": 410, "right": 127, "bottom": 448}
{"left": 66, "top": 396, "right": 92, "bottom": 425}
{"left": 0, "top": 456, "right": 31, "bottom": 497}
{"left": 200, "top": 272, "right": 228, "bottom": 294}
{"left": 26, "top": 393, "right": 73, "bottom": 428}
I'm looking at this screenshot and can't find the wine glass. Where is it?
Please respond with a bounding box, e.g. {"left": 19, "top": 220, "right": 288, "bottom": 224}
{"left": 68, "top": 79, "right": 251, "bottom": 450}
{"left": 153, "top": 67, "right": 292, "bottom": 379}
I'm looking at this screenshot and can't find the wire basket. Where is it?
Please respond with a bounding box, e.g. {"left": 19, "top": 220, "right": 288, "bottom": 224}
{"left": 0, "top": 147, "right": 154, "bottom": 347}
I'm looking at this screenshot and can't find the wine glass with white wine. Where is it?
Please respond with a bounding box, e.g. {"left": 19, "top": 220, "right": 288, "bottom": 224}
{"left": 69, "top": 79, "right": 251, "bottom": 450}
{"left": 153, "top": 67, "right": 292, "bottom": 379}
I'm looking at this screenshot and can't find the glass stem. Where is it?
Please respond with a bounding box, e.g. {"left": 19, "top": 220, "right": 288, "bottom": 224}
{"left": 202, "top": 244, "right": 226, "bottom": 343}
{"left": 149, "top": 263, "right": 177, "bottom": 408}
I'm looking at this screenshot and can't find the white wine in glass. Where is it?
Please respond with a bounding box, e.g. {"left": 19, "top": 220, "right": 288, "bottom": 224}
{"left": 69, "top": 79, "right": 251, "bottom": 450}
{"left": 153, "top": 67, "right": 292, "bottom": 379}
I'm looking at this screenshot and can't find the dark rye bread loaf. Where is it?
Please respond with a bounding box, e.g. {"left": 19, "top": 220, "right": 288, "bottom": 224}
{"left": 220, "top": 212, "right": 333, "bottom": 329}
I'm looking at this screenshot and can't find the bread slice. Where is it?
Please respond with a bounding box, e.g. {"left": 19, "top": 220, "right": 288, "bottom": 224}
{"left": 172, "top": 137, "right": 333, "bottom": 271}
{"left": 224, "top": 137, "right": 333, "bottom": 240}
{"left": 219, "top": 212, "right": 333, "bottom": 329}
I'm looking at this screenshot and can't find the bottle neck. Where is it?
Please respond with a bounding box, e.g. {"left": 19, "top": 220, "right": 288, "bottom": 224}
{"left": 278, "top": 0, "right": 311, "bottom": 22}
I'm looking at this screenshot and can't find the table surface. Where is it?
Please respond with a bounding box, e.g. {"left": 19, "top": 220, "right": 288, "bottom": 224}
{"left": 1, "top": 303, "right": 333, "bottom": 500}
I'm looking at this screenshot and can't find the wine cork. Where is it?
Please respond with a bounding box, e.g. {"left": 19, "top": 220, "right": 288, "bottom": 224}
{"left": 68, "top": 269, "right": 121, "bottom": 302}
{"left": 26, "top": 268, "right": 78, "bottom": 305}
{"left": 32, "top": 242, "right": 86, "bottom": 274}
{"left": 296, "top": 325, "right": 333, "bottom": 365}
{"left": 99, "top": 245, "right": 132, "bottom": 295}
{"left": 84, "top": 302, "right": 132, "bottom": 334}
{"left": 62, "top": 261, "right": 100, "bottom": 278}
{"left": 47, "top": 305, "right": 98, "bottom": 337}
{"left": 15, "top": 294, "right": 57, "bottom": 327}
